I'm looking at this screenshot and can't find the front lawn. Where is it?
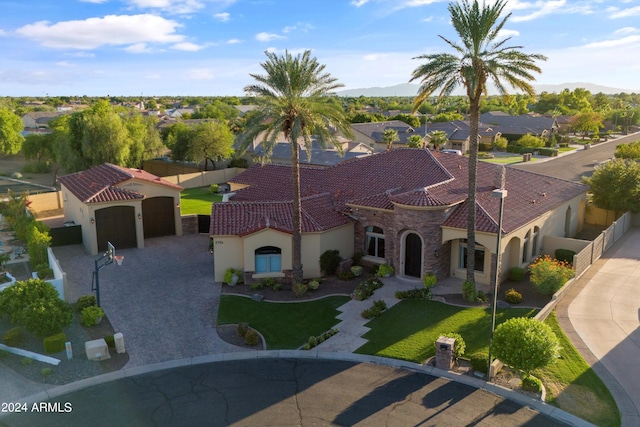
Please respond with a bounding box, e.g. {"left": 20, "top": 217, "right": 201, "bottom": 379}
{"left": 180, "top": 186, "right": 223, "bottom": 215}
{"left": 355, "top": 299, "right": 537, "bottom": 363}
{"left": 217, "top": 295, "right": 349, "bottom": 349}
{"left": 480, "top": 155, "right": 534, "bottom": 165}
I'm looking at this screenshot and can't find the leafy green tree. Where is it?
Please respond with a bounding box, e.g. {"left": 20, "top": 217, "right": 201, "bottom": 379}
{"left": 429, "top": 130, "right": 448, "bottom": 151}
{"left": 430, "top": 111, "right": 464, "bottom": 122}
{"left": 125, "top": 115, "right": 165, "bottom": 167}
{"left": 493, "top": 135, "right": 508, "bottom": 151}
{"left": 239, "top": 50, "right": 352, "bottom": 284}
{"left": 492, "top": 317, "right": 560, "bottom": 378}
{"left": 407, "top": 134, "right": 424, "bottom": 148}
{"left": 583, "top": 159, "right": 640, "bottom": 213}
{"left": 570, "top": 112, "right": 603, "bottom": 139}
{"left": 188, "top": 121, "right": 235, "bottom": 170}
{"left": 410, "top": 0, "right": 545, "bottom": 282}
{"left": 192, "top": 100, "right": 239, "bottom": 122}
{"left": 390, "top": 113, "right": 421, "bottom": 127}
{"left": 615, "top": 141, "right": 640, "bottom": 160}
{"left": 22, "top": 134, "right": 54, "bottom": 163}
{"left": 382, "top": 128, "right": 399, "bottom": 150}
{"left": 0, "top": 108, "right": 25, "bottom": 155}
{"left": 163, "top": 122, "right": 196, "bottom": 161}
{"left": 516, "top": 133, "right": 544, "bottom": 148}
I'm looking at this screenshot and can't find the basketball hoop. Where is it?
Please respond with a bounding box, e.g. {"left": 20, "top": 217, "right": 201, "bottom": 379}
{"left": 113, "top": 255, "right": 124, "bottom": 266}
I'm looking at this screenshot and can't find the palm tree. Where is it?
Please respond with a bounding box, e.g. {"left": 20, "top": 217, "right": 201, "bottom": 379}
{"left": 239, "top": 50, "right": 352, "bottom": 284}
{"left": 410, "top": 0, "right": 546, "bottom": 282}
{"left": 382, "top": 128, "right": 399, "bottom": 150}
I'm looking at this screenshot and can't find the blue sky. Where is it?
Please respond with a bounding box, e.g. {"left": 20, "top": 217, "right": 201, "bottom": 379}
{"left": 2, "top": 0, "right": 640, "bottom": 97}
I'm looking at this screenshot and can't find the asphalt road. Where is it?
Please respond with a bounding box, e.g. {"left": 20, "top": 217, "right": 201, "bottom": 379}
{"left": 511, "top": 132, "right": 640, "bottom": 182}
{"left": 0, "top": 359, "right": 568, "bottom": 427}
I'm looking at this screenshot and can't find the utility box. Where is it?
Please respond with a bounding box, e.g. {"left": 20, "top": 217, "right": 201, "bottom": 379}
{"left": 114, "top": 332, "right": 126, "bottom": 354}
{"left": 85, "top": 339, "right": 111, "bottom": 361}
{"left": 435, "top": 336, "right": 455, "bottom": 370}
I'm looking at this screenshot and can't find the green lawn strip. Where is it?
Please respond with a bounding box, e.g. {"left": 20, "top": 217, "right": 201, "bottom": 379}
{"left": 355, "top": 299, "right": 537, "bottom": 363}
{"left": 217, "top": 295, "right": 350, "bottom": 349}
{"left": 558, "top": 146, "right": 577, "bottom": 153}
{"left": 535, "top": 312, "right": 620, "bottom": 427}
{"left": 480, "top": 156, "right": 535, "bottom": 165}
{"left": 180, "top": 187, "right": 223, "bottom": 215}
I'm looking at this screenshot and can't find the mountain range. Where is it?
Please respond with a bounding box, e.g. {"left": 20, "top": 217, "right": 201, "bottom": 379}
{"left": 336, "top": 82, "right": 638, "bottom": 97}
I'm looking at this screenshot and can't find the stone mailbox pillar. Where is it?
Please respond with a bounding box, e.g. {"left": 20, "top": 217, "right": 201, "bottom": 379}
{"left": 114, "top": 332, "right": 126, "bottom": 354}
{"left": 435, "top": 336, "right": 455, "bottom": 370}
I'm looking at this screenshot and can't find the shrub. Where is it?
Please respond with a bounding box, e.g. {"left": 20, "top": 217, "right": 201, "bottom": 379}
{"left": 462, "top": 280, "right": 476, "bottom": 302}
{"left": 423, "top": 273, "right": 437, "bottom": 288}
{"left": 395, "top": 287, "right": 431, "bottom": 299}
{"left": 262, "top": 277, "right": 276, "bottom": 288}
{"left": 376, "top": 264, "right": 394, "bottom": 277}
{"left": 521, "top": 375, "right": 543, "bottom": 393}
{"left": 223, "top": 268, "right": 241, "bottom": 285}
{"left": 350, "top": 266, "right": 363, "bottom": 277}
{"left": 529, "top": 256, "right": 575, "bottom": 296}
{"left": 470, "top": 352, "right": 489, "bottom": 373}
{"left": 250, "top": 282, "right": 264, "bottom": 291}
{"left": 476, "top": 290, "right": 488, "bottom": 303}
{"left": 303, "top": 328, "right": 338, "bottom": 350}
{"left": 237, "top": 322, "right": 249, "bottom": 337}
{"left": 245, "top": 329, "right": 259, "bottom": 346}
{"left": 555, "top": 249, "right": 576, "bottom": 265}
{"left": 41, "top": 367, "right": 54, "bottom": 377}
{"left": 21, "top": 357, "right": 33, "bottom": 366}
{"left": 307, "top": 280, "right": 320, "bottom": 290}
{"left": 320, "top": 250, "right": 341, "bottom": 276}
{"left": 3, "top": 326, "right": 24, "bottom": 347}
{"left": 26, "top": 223, "right": 51, "bottom": 267}
{"left": 22, "top": 161, "right": 51, "bottom": 174}
{"left": 493, "top": 136, "right": 508, "bottom": 151}
{"left": 352, "top": 277, "right": 383, "bottom": 301}
{"left": 478, "top": 142, "right": 492, "bottom": 152}
{"left": 506, "top": 144, "right": 521, "bottom": 154}
{"left": 76, "top": 295, "right": 97, "bottom": 313}
{"left": 504, "top": 288, "right": 523, "bottom": 304}
{"left": 508, "top": 267, "right": 525, "bottom": 282}
{"left": 43, "top": 332, "right": 66, "bottom": 354}
{"left": 104, "top": 335, "right": 115, "bottom": 348}
{"left": 81, "top": 305, "right": 104, "bottom": 327}
{"left": 338, "top": 270, "right": 355, "bottom": 281}
{"left": 436, "top": 332, "right": 466, "bottom": 359}
{"left": 273, "top": 283, "right": 282, "bottom": 292}
{"left": 35, "top": 264, "right": 54, "bottom": 280}
{"left": 227, "top": 158, "right": 248, "bottom": 169}
{"left": 493, "top": 317, "right": 561, "bottom": 378}
{"left": 351, "top": 251, "right": 364, "bottom": 266}
{"left": 517, "top": 133, "right": 545, "bottom": 148}
{"left": 292, "top": 282, "right": 308, "bottom": 297}
{"left": 538, "top": 148, "right": 558, "bottom": 157}
{"left": 209, "top": 184, "right": 219, "bottom": 194}
{"left": 362, "top": 299, "right": 387, "bottom": 319}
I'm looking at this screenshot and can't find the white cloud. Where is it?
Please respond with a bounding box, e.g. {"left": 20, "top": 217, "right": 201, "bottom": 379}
{"left": 614, "top": 27, "right": 640, "bottom": 35}
{"left": 351, "top": 0, "right": 369, "bottom": 6}
{"left": 172, "top": 42, "right": 206, "bottom": 51}
{"left": 124, "top": 43, "right": 157, "bottom": 53}
{"left": 610, "top": 6, "right": 640, "bottom": 18}
{"left": 16, "top": 14, "right": 184, "bottom": 50}
{"left": 125, "top": 0, "right": 238, "bottom": 15}
{"left": 214, "top": 12, "right": 230, "bottom": 22}
{"left": 188, "top": 68, "right": 215, "bottom": 80}
{"left": 510, "top": 1, "right": 566, "bottom": 23}
{"left": 66, "top": 52, "right": 96, "bottom": 58}
{"left": 55, "top": 61, "right": 75, "bottom": 67}
{"left": 282, "top": 22, "right": 314, "bottom": 34}
{"left": 80, "top": 0, "right": 108, "bottom": 3}
{"left": 226, "top": 38, "right": 242, "bottom": 44}
{"left": 422, "top": 16, "right": 434, "bottom": 22}
{"left": 584, "top": 35, "right": 640, "bottom": 49}
{"left": 255, "top": 32, "right": 285, "bottom": 42}
{"left": 402, "top": 0, "right": 443, "bottom": 6}
{"left": 498, "top": 29, "right": 520, "bottom": 39}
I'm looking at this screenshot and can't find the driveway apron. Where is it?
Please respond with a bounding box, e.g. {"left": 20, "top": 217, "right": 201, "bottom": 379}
{"left": 53, "top": 234, "right": 245, "bottom": 368}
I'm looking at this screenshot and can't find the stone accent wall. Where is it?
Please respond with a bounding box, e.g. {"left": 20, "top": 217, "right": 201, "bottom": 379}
{"left": 353, "top": 209, "right": 395, "bottom": 263}
{"left": 181, "top": 215, "right": 199, "bottom": 235}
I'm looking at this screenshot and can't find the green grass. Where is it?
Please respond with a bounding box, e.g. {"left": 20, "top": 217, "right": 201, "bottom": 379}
{"left": 480, "top": 155, "right": 536, "bottom": 165}
{"left": 180, "top": 186, "right": 223, "bottom": 215}
{"left": 558, "top": 146, "right": 577, "bottom": 153}
{"left": 535, "top": 312, "right": 620, "bottom": 427}
{"left": 217, "top": 295, "right": 350, "bottom": 349}
{"left": 355, "top": 299, "right": 537, "bottom": 363}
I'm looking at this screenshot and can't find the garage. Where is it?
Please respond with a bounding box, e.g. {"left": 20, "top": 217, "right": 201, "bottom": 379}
{"left": 142, "top": 196, "right": 176, "bottom": 238}
{"left": 96, "top": 206, "right": 137, "bottom": 252}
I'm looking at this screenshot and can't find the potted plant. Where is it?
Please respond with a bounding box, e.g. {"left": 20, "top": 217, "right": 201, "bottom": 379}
{"left": 224, "top": 268, "right": 240, "bottom": 286}
{"left": 376, "top": 264, "right": 394, "bottom": 278}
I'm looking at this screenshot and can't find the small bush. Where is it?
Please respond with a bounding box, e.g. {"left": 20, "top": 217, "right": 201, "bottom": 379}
{"left": 470, "top": 352, "right": 489, "bottom": 373}
{"left": 41, "top": 367, "right": 54, "bottom": 377}
{"left": 339, "top": 269, "right": 355, "bottom": 281}
{"left": 237, "top": 322, "right": 249, "bottom": 337}
{"left": 395, "top": 287, "right": 431, "bottom": 299}
{"left": 262, "top": 277, "right": 276, "bottom": 288}
{"left": 43, "top": 332, "right": 66, "bottom": 354}
{"left": 250, "top": 282, "right": 264, "bottom": 291}
{"left": 81, "top": 306, "right": 104, "bottom": 327}
{"left": 521, "top": 375, "right": 543, "bottom": 393}
{"left": 223, "top": 268, "right": 241, "bottom": 285}
{"left": 273, "top": 283, "right": 282, "bottom": 292}
{"left": 292, "top": 282, "right": 308, "bottom": 297}
{"left": 76, "top": 295, "right": 97, "bottom": 313}
{"left": 538, "top": 148, "right": 558, "bottom": 157}
{"left": 104, "top": 335, "right": 115, "bottom": 348}
{"left": 362, "top": 299, "right": 387, "bottom": 319}
{"left": 307, "top": 280, "right": 320, "bottom": 290}
{"left": 352, "top": 277, "right": 384, "bottom": 301}
{"left": 478, "top": 142, "right": 492, "bottom": 152}
{"left": 529, "top": 255, "right": 575, "bottom": 296}
{"left": 303, "top": 328, "right": 338, "bottom": 350}
{"left": 476, "top": 290, "right": 488, "bottom": 303}
{"left": 0, "top": 350, "right": 8, "bottom": 359}
{"left": 423, "top": 273, "right": 437, "bottom": 288}
{"left": 376, "top": 264, "right": 394, "bottom": 277}
{"left": 508, "top": 267, "right": 525, "bottom": 282}
{"left": 228, "top": 158, "right": 248, "bottom": 169}
{"left": 209, "top": 184, "right": 219, "bottom": 194}
{"left": 555, "top": 249, "right": 576, "bottom": 265}
{"left": 462, "top": 280, "right": 476, "bottom": 302}
{"left": 504, "top": 288, "right": 523, "bottom": 304}
{"left": 35, "top": 263, "right": 54, "bottom": 280}
{"left": 3, "top": 326, "right": 24, "bottom": 347}
{"left": 350, "top": 265, "right": 363, "bottom": 277}
{"left": 436, "top": 332, "right": 466, "bottom": 359}
{"left": 245, "top": 329, "right": 259, "bottom": 346}
{"left": 21, "top": 357, "right": 33, "bottom": 366}
{"left": 320, "top": 250, "right": 341, "bottom": 276}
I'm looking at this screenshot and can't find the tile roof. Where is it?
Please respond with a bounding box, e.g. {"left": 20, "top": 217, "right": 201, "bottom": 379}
{"left": 59, "top": 163, "right": 182, "bottom": 204}
{"left": 212, "top": 148, "right": 587, "bottom": 235}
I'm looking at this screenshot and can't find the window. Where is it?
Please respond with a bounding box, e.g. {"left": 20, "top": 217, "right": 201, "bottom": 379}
{"left": 532, "top": 227, "right": 540, "bottom": 258}
{"left": 522, "top": 230, "right": 531, "bottom": 263}
{"left": 255, "top": 246, "right": 282, "bottom": 273}
{"left": 458, "top": 240, "right": 485, "bottom": 272}
{"left": 365, "top": 226, "right": 385, "bottom": 259}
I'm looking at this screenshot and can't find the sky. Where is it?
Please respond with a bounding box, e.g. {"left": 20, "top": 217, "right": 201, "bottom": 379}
{"left": 2, "top": 0, "right": 640, "bottom": 97}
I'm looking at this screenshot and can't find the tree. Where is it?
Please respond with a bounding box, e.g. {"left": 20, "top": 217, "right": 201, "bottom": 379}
{"left": 22, "top": 134, "right": 54, "bottom": 164}
{"left": 407, "top": 134, "right": 424, "bottom": 148}
{"left": 188, "top": 121, "right": 235, "bottom": 170}
{"left": 390, "top": 113, "right": 421, "bottom": 127}
{"left": 583, "top": 159, "right": 640, "bottom": 213}
{"left": 382, "top": 128, "right": 399, "bottom": 150}
{"left": 570, "top": 112, "right": 603, "bottom": 139}
{"left": 516, "top": 133, "right": 544, "bottom": 148}
{"left": 239, "top": 50, "right": 353, "bottom": 284}
{"left": 410, "top": 0, "right": 545, "bottom": 282}
{"left": 492, "top": 317, "right": 560, "bottom": 378}
{"left": 615, "top": 141, "right": 640, "bottom": 160}
{"left": 429, "top": 130, "right": 448, "bottom": 151}
{"left": 163, "top": 122, "right": 195, "bottom": 161}
{"left": 0, "top": 108, "right": 24, "bottom": 155}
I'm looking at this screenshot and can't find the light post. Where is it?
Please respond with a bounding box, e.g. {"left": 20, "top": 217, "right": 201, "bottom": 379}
{"left": 91, "top": 242, "right": 123, "bottom": 307}
{"left": 487, "top": 187, "right": 507, "bottom": 378}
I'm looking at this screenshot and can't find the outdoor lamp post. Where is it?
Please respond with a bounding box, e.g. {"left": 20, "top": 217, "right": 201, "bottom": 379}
{"left": 487, "top": 187, "right": 507, "bottom": 378}
{"left": 92, "top": 242, "right": 123, "bottom": 307}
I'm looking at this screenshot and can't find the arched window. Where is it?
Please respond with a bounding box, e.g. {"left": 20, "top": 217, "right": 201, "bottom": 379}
{"left": 365, "top": 226, "right": 385, "bottom": 259}
{"left": 522, "top": 230, "right": 531, "bottom": 263}
{"left": 255, "top": 246, "right": 282, "bottom": 273}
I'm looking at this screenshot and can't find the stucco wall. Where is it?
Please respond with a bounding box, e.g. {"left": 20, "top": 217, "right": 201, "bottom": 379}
{"left": 213, "top": 235, "right": 244, "bottom": 282}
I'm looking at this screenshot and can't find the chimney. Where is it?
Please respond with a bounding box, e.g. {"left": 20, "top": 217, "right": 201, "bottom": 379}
{"left": 494, "top": 166, "right": 506, "bottom": 190}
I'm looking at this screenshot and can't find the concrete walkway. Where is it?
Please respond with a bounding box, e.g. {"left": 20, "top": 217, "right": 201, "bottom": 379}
{"left": 557, "top": 229, "right": 640, "bottom": 427}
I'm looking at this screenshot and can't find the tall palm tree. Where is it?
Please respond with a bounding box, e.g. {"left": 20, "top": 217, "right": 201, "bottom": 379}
{"left": 382, "top": 128, "right": 399, "bottom": 150}
{"left": 410, "top": 0, "right": 546, "bottom": 283}
{"left": 429, "top": 130, "right": 448, "bottom": 151}
{"left": 239, "top": 50, "right": 352, "bottom": 284}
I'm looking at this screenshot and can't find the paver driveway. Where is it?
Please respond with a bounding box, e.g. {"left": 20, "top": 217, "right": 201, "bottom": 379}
{"left": 53, "top": 234, "right": 245, "bottom": 368}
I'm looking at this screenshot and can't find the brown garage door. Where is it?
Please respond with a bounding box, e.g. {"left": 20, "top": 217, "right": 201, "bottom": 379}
{"left": 96, "top": 206, "right": 137, "bottom": 252}
{"left": 142, "top": 197, "right": 176, "bottom": 239}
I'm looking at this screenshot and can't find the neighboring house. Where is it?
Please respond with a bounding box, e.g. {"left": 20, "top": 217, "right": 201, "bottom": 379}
{"left": 480, "top": 111, "right": 558, "bottom": 141}
{"left": 166, "top": 108, "right": 197, "bottom": 118}
{"left": 425, "top": 120, "right": 500, "bottom": 152}
{"left": 59, "top": 163, "right": 183, "bottom": 255}
{"left": 210, "top": 149, "right": 587, "bottom": 287}
{"left": 22, "top": 111, "right": 70, "bottom": 130}
{"left": 233, "top": 105, "right": 258, "bottom": 116}
{"left": 350, "top": 120, "right": 421, "bottom": 151}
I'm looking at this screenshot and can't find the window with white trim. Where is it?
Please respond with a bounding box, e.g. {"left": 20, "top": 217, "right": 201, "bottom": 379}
{"left": 255, "top": 246, "right": 282, "bottom": 273}
{"left": 365, "top": 226, "right": 385, "bottom": 259}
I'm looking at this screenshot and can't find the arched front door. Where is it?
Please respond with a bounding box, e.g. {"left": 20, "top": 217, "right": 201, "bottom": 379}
{"left": 404, "top": 233, "right": 422, "bottom": 278}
